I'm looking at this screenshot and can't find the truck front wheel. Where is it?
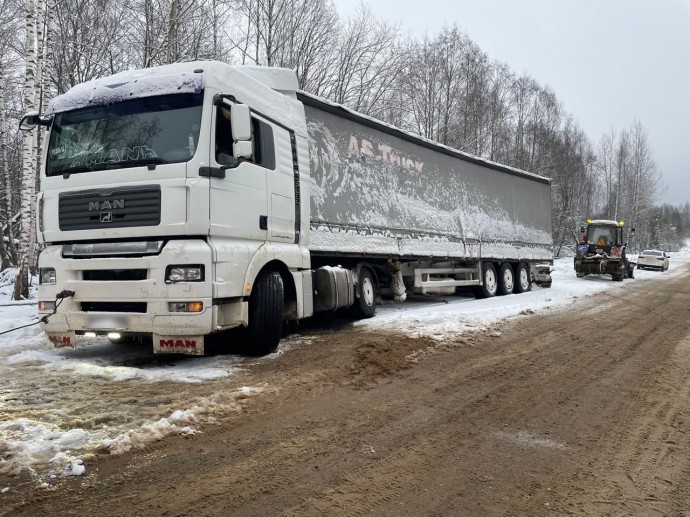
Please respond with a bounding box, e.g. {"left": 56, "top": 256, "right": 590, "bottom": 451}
{"left": 350, "top": 267, "right": 377, "bottom": 319}
{"left": 246, "top": 271, "right": 284, "bottom": 356}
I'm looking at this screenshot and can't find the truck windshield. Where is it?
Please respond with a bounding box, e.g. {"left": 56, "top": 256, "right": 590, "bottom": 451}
{"left": 46, "top": 92, "right": 203, "bottom": 176}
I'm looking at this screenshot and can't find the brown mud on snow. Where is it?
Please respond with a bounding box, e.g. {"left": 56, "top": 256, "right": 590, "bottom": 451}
{"left": 2, "top": 266, "right": 690, "bottom": 516}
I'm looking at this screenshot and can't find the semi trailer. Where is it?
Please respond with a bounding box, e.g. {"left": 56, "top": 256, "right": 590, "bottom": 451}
{"left": 20, "top": 61, "right": 553, "bottom": 356}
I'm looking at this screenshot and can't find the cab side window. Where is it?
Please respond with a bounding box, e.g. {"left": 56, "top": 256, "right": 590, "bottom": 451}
{"left": 252, "top": 118, "right": 275, "bottom": 170}
{"left": 215, "top": 105, "right": 235, "bottom": 167}
{"left": 214, "top": 103, "right": 276, "bottom": 170}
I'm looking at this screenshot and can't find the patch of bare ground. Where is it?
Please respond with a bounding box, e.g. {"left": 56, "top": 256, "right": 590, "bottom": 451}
{"left": 3, "top": 266, "right": 690, "bottom": 516}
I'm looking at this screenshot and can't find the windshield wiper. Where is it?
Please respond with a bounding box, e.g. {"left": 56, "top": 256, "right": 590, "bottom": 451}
{"left": 57, "top": 157, "right": 170, "bottom": 177}
{"left": 117, "top": 157, "right": 169, "bottom": 170}
{"left": 58, "top": 165, "right": 96, "bottom": 178}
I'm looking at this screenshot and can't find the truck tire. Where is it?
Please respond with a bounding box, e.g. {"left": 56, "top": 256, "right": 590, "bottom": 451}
{"left": 246, "top": 271, "right": 284, "bottom": 356}
{"left": 497, "top": 263, "right": 514, "bottom": 295}
{"left": 514, "top": 262, "right": 531, "bottom": 293}
{"left": 350, "top": 267, "right": 377, "bottom": 319}
{"left": 475, "top": 262, "right": 498, "bottom": 298}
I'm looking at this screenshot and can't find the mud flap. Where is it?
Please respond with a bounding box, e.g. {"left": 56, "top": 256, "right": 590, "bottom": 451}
{"left": 47, "top": 332, "right": 76, "bottom": 348}
{"left": 153, "top": 334, "right": 204, "bottom": 355}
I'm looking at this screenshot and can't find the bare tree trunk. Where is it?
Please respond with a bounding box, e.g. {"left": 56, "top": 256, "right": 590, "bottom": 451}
{"left": 0, "top": 61, "right": 11, "bottom": 270}
{"left": 165, "top": 0, "right": 180, "bottom": 64}
{"left": 144, "top": 0, "right": 154, "bottom": 67}
{"left": 15, "top": 0, "right": 38, "bottom": 300}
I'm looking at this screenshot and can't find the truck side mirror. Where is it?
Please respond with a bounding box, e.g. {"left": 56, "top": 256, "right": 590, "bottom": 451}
{"left": 19, "top": 111, "right": 51, "bottom": 131}
{"left": 233, "top": 141, "right": 253, "bottom": 159}
{"left": 231, "top": 104, "right": 252, "bottom": 142}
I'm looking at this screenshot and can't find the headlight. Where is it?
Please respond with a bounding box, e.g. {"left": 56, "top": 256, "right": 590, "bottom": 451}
{"left": 38, "top": 300, "right": 56, "bottom": 311}
{"left": 165, "top": 265, "right": 204, "bottom": 283}
{"left": 39, "top": 268, "right": 56, "bottom": 285}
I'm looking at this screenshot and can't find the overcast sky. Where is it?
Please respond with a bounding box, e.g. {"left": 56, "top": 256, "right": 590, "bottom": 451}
{"left": 332, "top": 0, "right": 690, "bottom": 206}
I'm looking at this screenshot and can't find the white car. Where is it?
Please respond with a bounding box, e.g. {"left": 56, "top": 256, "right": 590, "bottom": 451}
{"left": 637, "top": 250, "right": 669, "bottom": 271}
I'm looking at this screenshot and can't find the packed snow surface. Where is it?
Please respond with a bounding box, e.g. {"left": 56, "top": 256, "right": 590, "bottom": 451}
{"left": 1, "top": 249, "right": 689, "bottom": 488}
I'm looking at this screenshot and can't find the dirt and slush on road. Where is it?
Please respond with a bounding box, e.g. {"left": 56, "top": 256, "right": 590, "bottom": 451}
{"left": 2, "top": 266, "right": 690, "bottom": 516}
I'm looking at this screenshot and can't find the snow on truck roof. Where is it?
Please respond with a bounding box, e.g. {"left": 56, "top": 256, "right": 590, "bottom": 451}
{"left": 46, "top": 61, "right": 308, "bottom": 138}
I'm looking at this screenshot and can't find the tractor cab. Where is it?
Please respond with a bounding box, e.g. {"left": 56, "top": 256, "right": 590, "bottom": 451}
{"left": 581, "top": 221, "right": 623, "bottom": 253}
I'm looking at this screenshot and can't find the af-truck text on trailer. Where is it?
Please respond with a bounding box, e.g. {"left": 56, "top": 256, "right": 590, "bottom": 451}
{"left": 20, "top": 61, "right": 553, "bottom": 356}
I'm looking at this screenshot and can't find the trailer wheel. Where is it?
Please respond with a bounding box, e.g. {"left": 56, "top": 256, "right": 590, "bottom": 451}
{"left": 514, "top": 262, "right": 531, "bottom": 293}
{"left": 246, "top": 271, "right": 284, "bottom": 356}
{"left": 475, "top": 262, "right": 498, "bottom": 298}
{"left": 350, "top": 267, "right": 377, "bottom": 319}
{"left": 497, "top": 263, "right": 515, "bottom": 295}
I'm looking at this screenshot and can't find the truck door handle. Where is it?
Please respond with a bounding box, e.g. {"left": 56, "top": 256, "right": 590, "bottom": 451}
{"left": 260, "top": 215, "right": 268, "bottom": 230}
{"left": 199, "top": 166, "right": 226, "bottom": 179}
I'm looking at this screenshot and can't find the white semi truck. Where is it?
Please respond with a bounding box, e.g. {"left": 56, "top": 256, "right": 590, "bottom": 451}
{"left": 20, "top": 61, "right": 553, "bottom": 356}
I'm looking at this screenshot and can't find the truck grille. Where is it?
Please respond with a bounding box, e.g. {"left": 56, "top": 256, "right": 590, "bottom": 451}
{"left": 82, "top": 269, "right": 148, "bottom": 281}
{"left": 59, "top": 186, "right": 161, "bottom": 231}
{"left": 81, "top": 302, "right": 147, "bottom": 313}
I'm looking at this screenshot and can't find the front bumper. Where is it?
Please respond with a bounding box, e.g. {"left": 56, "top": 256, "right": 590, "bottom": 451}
{"left": 38, "top": 239, "right": 214, "bottom": 339}
{"left": 574, "top": 255, "right": 624, "bottom": 275}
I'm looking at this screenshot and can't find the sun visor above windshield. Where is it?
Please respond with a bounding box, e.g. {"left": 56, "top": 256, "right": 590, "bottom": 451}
{"left": 46, "top": 73, "right": 204, "bottom": 115}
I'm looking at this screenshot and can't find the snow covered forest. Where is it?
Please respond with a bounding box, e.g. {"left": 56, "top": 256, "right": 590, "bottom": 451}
{"left": 1, "top": 0, "right": 688, "bottom": 297}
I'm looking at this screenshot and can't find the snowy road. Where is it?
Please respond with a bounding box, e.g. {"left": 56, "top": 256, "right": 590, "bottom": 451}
{"left": 1, "top": 251, "right": 689, "bottom": 503}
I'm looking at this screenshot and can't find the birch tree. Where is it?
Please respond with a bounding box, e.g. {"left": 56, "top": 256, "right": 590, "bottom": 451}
{"left": 0, "top": 0, "right": 23, "bottom": 266}
{"left": 0, "top": 60, "right": 11, "bottom": 270}
{"left": 15, "top": 0, "right": 38, "bottom": 299}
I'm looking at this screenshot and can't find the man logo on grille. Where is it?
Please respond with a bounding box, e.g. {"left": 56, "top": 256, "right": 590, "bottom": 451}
{"left": 100, "top": 212, "right": 113, "bottom": 223}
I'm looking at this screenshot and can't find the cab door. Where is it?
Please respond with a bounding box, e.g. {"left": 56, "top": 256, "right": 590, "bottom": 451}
{"left": 264, "top": 123, "right": 295, "bottom": 243}
{"left": 207, "top": 101, "right": 268, "bottom": 242}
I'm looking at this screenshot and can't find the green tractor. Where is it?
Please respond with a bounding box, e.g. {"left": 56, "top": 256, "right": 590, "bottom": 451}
{"left": 573, "top": 219, "right": 636, "bottom": 282}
